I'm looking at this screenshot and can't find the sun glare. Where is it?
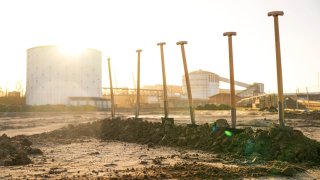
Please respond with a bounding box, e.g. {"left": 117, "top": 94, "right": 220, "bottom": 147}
{"left": 59, "top": 44, "right": 85, "bottom": 56}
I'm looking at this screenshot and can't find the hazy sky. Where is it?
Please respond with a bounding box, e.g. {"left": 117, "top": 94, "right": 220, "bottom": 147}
{"left": 0, "top": 0, "right": 319, "bottom": 93}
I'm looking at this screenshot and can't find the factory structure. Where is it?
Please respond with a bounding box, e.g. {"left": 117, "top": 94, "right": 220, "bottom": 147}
{"left": 182, "top": 70, "right": 265, "bottom": 100}
{"left": 26, "top": 45, "right": 108, "bottom": 108}
{"left": 182, "top": 70, "right": 220, "bottom": 100}
{"left": 101, "top": 70, "right": 265, "bottom": 109}
{"left": 25, "top": 46, "right": 265, "bottom": 109}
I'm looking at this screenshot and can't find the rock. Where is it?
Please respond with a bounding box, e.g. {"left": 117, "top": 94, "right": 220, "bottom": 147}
{"left": 49, "top": 167, "right": 67, "bottom": 174}
{"left": 140, "top": 160, "right": 148, "bottom": 165}
{"left": 88, "top": 151, "right": 100, "bottom": 155}
{"left": 104, "top": 163, "right": 117, "bottom": 167}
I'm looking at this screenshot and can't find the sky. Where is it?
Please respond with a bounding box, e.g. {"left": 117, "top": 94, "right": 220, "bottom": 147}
{"left": 0, "top": 0, "right": 319, "bottom": 93}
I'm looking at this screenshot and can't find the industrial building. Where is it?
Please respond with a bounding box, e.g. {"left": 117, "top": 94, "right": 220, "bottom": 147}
{"left": 182, "top": 70, "right": 220, "bottom": 100}
{"left": 26, "top": 45, "right": 107, "bottom": 108}
{"left": 182, "top": 70, "right": 264, "bottom": 100}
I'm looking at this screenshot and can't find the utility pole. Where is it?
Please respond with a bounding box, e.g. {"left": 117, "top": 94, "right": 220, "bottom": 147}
{"left": 176, "top": 41, "right": 196, "bottom": 125}
{"left": 223, "top": 32, "right": 237, "bottom": 129}
{"left": 268, "top": 11, "right": 285, "bottom": 128}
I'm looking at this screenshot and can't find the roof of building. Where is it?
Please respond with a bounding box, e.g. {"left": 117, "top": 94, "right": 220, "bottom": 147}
{"left": 27, "top": 45, "right": 101, "bottom": 53}
{"left": 189, "top": 69, "right": 219, "bottom": 76}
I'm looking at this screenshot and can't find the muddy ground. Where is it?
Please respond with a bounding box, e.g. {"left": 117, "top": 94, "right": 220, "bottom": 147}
{"left": 0, "top": 110, "right": 320, "bottom": 179}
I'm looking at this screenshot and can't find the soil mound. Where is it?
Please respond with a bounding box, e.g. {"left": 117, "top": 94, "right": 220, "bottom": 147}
{"left": 0, "top": 134, "right": 42, "bottom": 166}
{"left": 29, "top": 120, "right": 103, "bottom": 145}
{"left": 29, "top": 117, "right": 320, "bottom": 164}
{"left": 99, "top": 118, "right": 320, "bottom": 164}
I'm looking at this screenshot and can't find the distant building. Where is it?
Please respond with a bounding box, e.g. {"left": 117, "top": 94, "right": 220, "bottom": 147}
{"left": 209, "top": 93, "right": 242, "bottom": 105}
{"left": 182, "top": 70, "right": 265, "bottom": 100}
{"left": 182, "top": 70, "right": 220, "bottom": 100}
{"left": 26, "top": 45, "right": 103, "bottom": 107}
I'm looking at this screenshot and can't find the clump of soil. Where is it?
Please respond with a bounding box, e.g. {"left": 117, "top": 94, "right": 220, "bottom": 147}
{"left": 98, "top": 118, "right": 320, "bottom": 164}
{"left": 0, "top": 134, "right": 42, "bottom": 166}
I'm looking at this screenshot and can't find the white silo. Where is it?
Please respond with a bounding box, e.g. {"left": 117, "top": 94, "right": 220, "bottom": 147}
{"left": 182, "top": 70, "right": 220, "bottom": 100}
{"left": 26, "top": 45, "right": 102, "bottom": 105}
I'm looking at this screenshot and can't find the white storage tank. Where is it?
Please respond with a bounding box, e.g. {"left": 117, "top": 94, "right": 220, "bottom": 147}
{"left": 182, "top": 70, "right": 220, "bottom": 100}
{"left": 26, "top": 45, "right": 102, "bottom": 105}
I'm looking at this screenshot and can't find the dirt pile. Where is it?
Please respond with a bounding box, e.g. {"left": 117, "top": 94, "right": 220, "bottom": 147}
{"left": 211, "top": 126, "right": 320, "bottom": 163}
{"left": 99, "top": 118, "right": 320, "bottom": 164}
{"left": 0, "top": 134, "right": 42, "bottom": 166}
{"left": 29, "top": 117, "right": 320, "bottom": 164}
{"left": 30, "top": 121, "right": 103, "bottom": 144}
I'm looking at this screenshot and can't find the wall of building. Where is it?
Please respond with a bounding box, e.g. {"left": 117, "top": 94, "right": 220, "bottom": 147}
{"left": 26, "top": 46, "right": 102, "bottom": 105}
{"left": 182, "top": 70, "right": 220, "bottom": 100}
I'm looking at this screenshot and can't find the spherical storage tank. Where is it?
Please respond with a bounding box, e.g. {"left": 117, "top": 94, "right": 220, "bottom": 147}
{"left": 26, "top": 45, "right": 102, "bottom": 105}
{"left": 182, "top": 70, "right": 220, "bottom": 100}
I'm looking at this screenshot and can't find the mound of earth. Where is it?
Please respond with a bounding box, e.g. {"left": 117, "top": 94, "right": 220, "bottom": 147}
{"left": 0, "top": 134, "right": 42, "bottom": 166}
{"left": 32, "top": 121, "right": 102, "bottom": 140}
{"left": 98, "top": 118, "right": 320, "bottom": 164}
{"left": 29, "top": 117, "right": 320, "bottom": 165}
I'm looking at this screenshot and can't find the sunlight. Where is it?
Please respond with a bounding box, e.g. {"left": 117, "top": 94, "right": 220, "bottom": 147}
{"left": 59, "top": 44, "right": 85, "bottom": 56}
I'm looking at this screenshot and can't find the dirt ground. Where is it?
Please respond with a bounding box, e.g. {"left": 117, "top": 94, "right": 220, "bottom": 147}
{"left": 0, "top": 110, "right": 320, "bottom": 179}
